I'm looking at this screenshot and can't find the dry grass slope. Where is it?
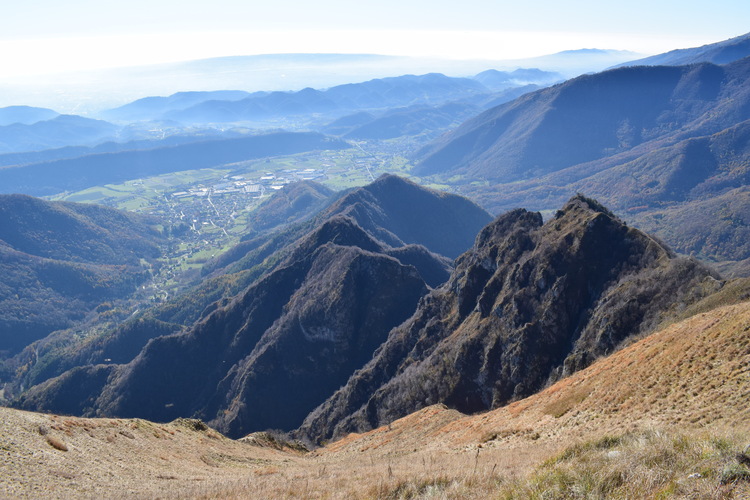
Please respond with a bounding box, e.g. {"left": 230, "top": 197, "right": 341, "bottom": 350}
{"left": 181, "top": 299, "right": 750, "bottom": 498}
{"left": 0, "top": 410, "right": 301, "bottom": 499}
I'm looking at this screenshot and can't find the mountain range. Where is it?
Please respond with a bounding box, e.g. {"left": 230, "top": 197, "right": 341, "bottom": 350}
{"left": 0, "top": 70, "right": 560, "bottom": 184}
{"left": 98, "top": 90, "right": 255, "bottom": 123}
{"left": 0, "top": 115, "right": 119, "bottom": 154}
{"left": 297, "top": 195, "right": 719, "bottom": 442}
{"left": 0, "top": 50, "right": 638, "bottom": 115}
{"left": 414, "top": 54, "right": 750, "bottom": 274}
{"left": 2, "top": 283, "right": 748, "bottom": 497}
{"left": 12, "top": 176, "right": 491, "bottom": 435}
{"left": 0, "top": 106, "right": 59, "bottom": 126}
{"left": 416, "top": 58, "right": 750, "bottom": 181}
{"left": 103, "top": 73, "right": 493, "bottom": 125}
{"left": 9, "top": 177, "right": 727, "bottom": 446}
{"left": 473, "top": 68, "right": 562, "bottom": 90}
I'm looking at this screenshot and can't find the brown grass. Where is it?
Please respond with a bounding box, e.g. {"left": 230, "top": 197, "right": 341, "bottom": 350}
{"left": 179, "top": 428, "right": 750, "bottom": 499}
{"left": 45, "top": 435, "right": 68, "bottom": 452}
{"left": 496, "top": 429, "right": 750, "bottom": 499}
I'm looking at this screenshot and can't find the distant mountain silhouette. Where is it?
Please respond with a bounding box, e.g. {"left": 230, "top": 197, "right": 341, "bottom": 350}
{"left": 100, "top": 90, "right": 256, "bottom": 122}
{"left": 97, "top": 73, "right": 489, "bottom": 125}
{"left": 473, "top": 68, "right": 562, "bottom": 90}
{"left": 0, "top": 106, "right": 59, "bottom": 126}
{"left": 0, "top": 115, "right": 118, "bottom": 154}
{"left": 616, "top": 32, "right": 750, "bottom": 67}
{"left": 0, "top": 132, "right": 349, "bottom": 196}
{"left": 497, "top": 49, "right": 641, "bottom": 77}
{"left": 0, "top": 129, "right": 243, "bottom": 169}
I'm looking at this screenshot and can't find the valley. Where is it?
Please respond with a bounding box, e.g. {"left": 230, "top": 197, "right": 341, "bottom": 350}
{"left": 46, "top": 141, "right": 417, "bottom": 301}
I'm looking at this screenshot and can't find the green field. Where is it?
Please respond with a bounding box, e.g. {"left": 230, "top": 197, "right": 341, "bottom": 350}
{"left": 52, "top": 145, "right": 425, "bottom": 213}
{"left": 46, "top": 143, "right": 433, "bottom": 296}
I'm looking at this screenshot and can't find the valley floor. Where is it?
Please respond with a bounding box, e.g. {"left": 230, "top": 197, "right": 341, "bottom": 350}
{"left": 2, "top": 300, "right": 750, "bottom": 499}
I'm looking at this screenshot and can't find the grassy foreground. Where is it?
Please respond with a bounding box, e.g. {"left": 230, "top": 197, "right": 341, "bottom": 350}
{"left": 178, "top": 429, "right": 748, "bottom": 499}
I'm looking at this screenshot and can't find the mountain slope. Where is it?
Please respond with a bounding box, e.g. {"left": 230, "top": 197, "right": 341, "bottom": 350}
{"left": 2, "top": 293, "right": 749, "bottom": 499}
{"left": 0, "top": 195, "right": 163, "bottom": 355}
{"left": 319, "top": 174, "right": 493, "bottom": 260}
{"left": 298, "top": 195, "right": 720, "bottom": 442}
{"left": 210, "top": 174, "right": 492, "bottom": 278}
{"left": 18, "top": 230, "right": 430, "bottom": 438}
{"left": 416, "top": 58, "right": 750, "bottom": 180}
{"left": 0, "top": 115, "right": 118, "bottom": 154}
{"left": 0, "top": 407, "right": 299, "bottom": 499}
{"left": 306, "top": 296, "right": 750, "bottom": 499}
{"left": 330, "top": 295, "right": 750, "bottom": 453}
{"left": 415, "top": 56, "right": 750, "bottom": 271}
{"left": 243, "top": 180, "right": 334, "bottom": 236}
{"left": 617, "top": 31, "right": 750, "bottom": 67}
{"left": 0, "top": 106, "right": 59, "bottom": 126}
{"left": 340, "top": 103, "right": 480, "bottom": 140}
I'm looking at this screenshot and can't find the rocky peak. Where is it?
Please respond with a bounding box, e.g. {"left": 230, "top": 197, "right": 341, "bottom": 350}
{"left": 298, "top": 195, "right": 719, "bottom": 443}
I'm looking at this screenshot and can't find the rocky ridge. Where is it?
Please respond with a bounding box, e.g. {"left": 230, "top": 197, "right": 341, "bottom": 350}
{"left": 298, "top": 195, "right": 721, "bottom": 442}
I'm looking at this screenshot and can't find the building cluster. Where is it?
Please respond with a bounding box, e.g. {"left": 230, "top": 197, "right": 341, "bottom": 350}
{"left": 170, "top": 168, "right": 326, "bottom": 200}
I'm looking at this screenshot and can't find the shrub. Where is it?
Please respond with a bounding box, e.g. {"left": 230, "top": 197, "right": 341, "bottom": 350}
{"left": 46, "top": 435, "right": 68, "bottom": 451}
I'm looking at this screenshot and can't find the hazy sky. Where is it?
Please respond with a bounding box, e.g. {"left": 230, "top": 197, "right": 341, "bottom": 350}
{"left": 2, "top": 0, "right": 749, "bottom": 77}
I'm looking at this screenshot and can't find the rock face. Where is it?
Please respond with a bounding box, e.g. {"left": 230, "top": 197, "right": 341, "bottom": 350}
{"left": 298, "top": 195, "right": 720, "bottom": 443}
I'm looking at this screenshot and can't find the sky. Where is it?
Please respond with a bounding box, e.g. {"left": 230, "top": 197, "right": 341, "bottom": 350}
{"left": 1, "top": 0, "right": 749, "bottom": 78}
